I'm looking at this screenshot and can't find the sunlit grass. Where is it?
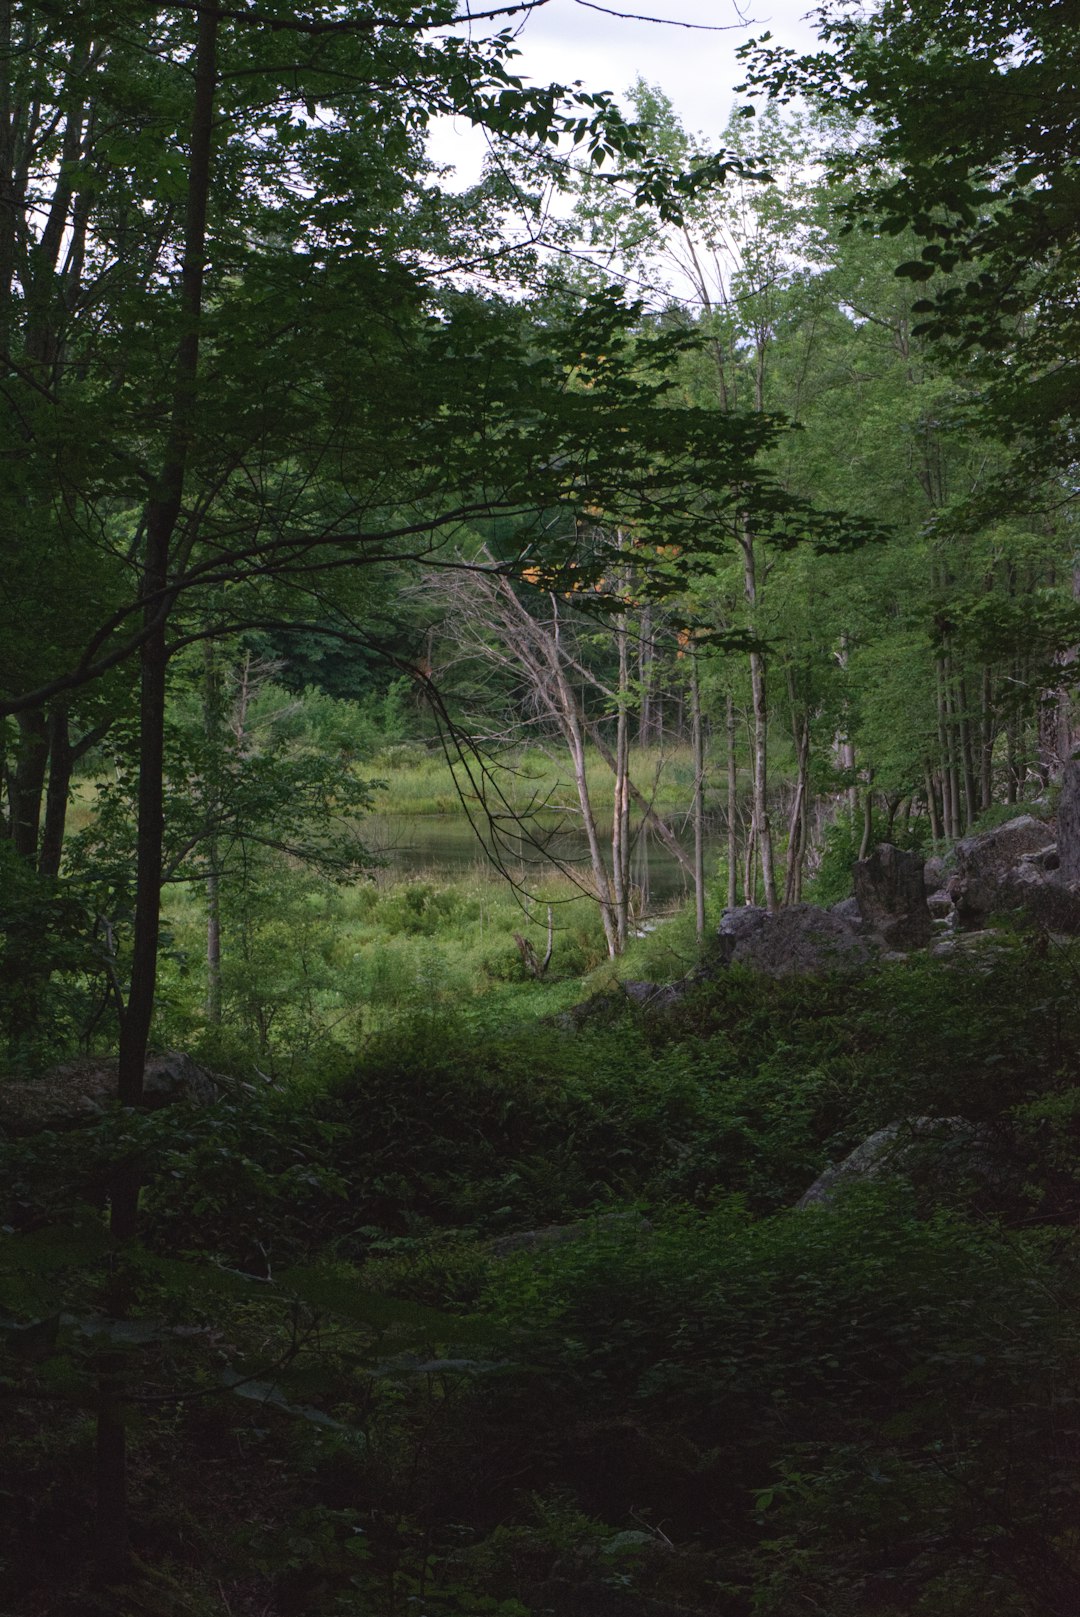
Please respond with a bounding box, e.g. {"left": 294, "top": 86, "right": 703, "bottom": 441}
{"left": 154, "top": 853, "right": 632, "bottom": 1079}
{"left": 367, "top": 740, "right": 704, "bottom": 818}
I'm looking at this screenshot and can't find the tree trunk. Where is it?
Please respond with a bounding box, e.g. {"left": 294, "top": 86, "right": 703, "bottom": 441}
{"left": 611, "top": 602, "right": 631, "bottom": 949}
{"left": 104, "top": 4, "right": 219, "bottom": 1578}
{"left": 924, "top": 764, "right": 943, "bottom": 843}
{"left": 583, "top": 719, "right": 694, "bottom": 880}
{"left": 957, "top": 672, "right": 978, "bottom": 827}
{"left": 980, "top": 666, "right": 994, "bottom": 810}
{"left": 689, "top": 651, "right": 706, "bottom": 937}
{"left": 8, "top": 707, "right": 49, "bottom": 861}
{"left": 638, "top": 600, "right": 654, "bottom": 745}
{"left": 783, "top": 708, "right": 810, "bottom": 908}
{"left": 202, "top": 640, "right": 224, "bottom": 1023}
{"left": 726, "top": 692, "right": 738, "bottom": 910}
{"left": 743, "top": 818, "right": 757, "bottom": 907}
{"left": 858, "top": 779, "right": 874, "bottom": 862}
{"left": 741, "top": 530, "right": 777, "bottom": 910}
{"left": 38, "top": 708, "right": 73, "bottom": 877}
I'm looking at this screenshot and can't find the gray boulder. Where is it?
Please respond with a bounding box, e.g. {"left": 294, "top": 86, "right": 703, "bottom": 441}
{"left": 923, "top": 855, "right": 947, "bottom": 892}
{"left": 953, "top": 814, "right": 1055, "bottom": 884}
{"left": 946, "top": 813, "right": 1077, "bottom": 932}
{"left": 620, "top": 980, "right": 685, "bottom": 1013}
{"left": 0, "top": 1050, "right": 221, "bottom": 1135}
{"left": 993, "top": 864, "right": 1080, "bottom": 933}
{"left": 852, "top": 843, "right": 932, "bottom": 949}
{"left": 950, "top": 864, "right": 1080, "bottom": 935}
{"left": 829, "top": 895, "right": 864, "bottom": 927}
{"left": 797, "top": 1117, "right": 995, "bottom": 1208}
{"left": 142, "top": 1051, "right": 221, "bottom": 1108}
{"left": 716, "top": 904, "right": 872, "bottom": 977}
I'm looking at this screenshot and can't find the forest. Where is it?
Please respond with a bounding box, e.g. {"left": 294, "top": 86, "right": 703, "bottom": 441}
{"left": 3, "top": 0, "right": 1080, "bottom": 1612}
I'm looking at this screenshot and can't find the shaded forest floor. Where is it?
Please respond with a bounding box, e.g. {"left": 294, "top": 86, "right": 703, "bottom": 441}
{"left": 5, "top": 930, "right": 1080, "bottom": 1616}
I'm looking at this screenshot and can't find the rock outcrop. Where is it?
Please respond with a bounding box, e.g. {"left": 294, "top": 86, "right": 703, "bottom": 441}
{"left": 797, "top": 1116, "right": 1000, "bottom": 1208}
{"left": 852, "top": 843, "right": 933, "bottom": 949}
{"left": 0, "top": 1051, "right": 222, "bottom": 1135}
{"left": 946, "top": 811, "right": 1080, "bottom": 933}
{"left": 953, "top": 814, "right": 1055, "bottom": 884}
{"left": 715, "top": 904, "right": 873, "bottom": 978}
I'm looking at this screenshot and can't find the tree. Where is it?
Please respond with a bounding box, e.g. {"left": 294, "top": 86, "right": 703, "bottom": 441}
{"left": 740, "top": 0, "right": 1080, "bottom": 502}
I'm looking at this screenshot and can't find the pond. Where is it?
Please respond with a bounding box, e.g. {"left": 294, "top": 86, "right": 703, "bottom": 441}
{"left": 364, "top": 810, "right": 720, "bottom": 908}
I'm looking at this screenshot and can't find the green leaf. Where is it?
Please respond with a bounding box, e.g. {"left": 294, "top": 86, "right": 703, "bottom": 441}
{"left": 894, "top": 260, "right": 936, "bottom": 281}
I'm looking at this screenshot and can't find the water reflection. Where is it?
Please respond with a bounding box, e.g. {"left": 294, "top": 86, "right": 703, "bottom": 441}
{"left": 365, "top": 811, "right": 708, "bottom": 907}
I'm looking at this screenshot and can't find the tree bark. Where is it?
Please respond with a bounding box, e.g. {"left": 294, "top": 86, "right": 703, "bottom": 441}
{"left": 783, "top": 706, "right": 810, "bottom": 907}
{"left": 741, "top": 530, "right": 778, "bottom": 910}
{"left": 101, "top": 5, "right": 219, "bottom": 1580}
{"left": 38, "top": 708, "right": 73, "bottom": 878}
{"left": 8, "top": 707, "right": 48, "bottom": 861}
{"left": 957, "top": 672, "right": 978, "bottom": 827}
{"left": 924, "top": 764, "right": 942, "bottom": 843}
{"left": 611, "top": 595, "right": 631, "bottom": 950}
{"left": 726, "top": 692, "right": 738, "bottom": 910}
{"left": 116, "top": 0, "right": 218, "bottom": 1116}
{"left": 689, "top": 651, "right": 706, "bottom": 937}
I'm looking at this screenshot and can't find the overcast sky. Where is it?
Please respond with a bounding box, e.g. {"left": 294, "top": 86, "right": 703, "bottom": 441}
{"left": 428, "top": 0, "right": 825, "bottom": 181}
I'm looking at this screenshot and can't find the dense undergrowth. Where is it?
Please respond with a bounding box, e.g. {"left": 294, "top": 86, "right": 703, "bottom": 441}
{"left": 5, "top": 929, "right": 1080, "bottom": 1616}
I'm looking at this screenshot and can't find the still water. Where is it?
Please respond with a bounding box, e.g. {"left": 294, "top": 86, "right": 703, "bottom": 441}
{"left": 365, "top": 812, "right": 712, "bottom": 906}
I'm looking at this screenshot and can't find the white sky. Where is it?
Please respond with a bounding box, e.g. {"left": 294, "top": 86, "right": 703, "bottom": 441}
{"left": 428, "top": 0, "right": 825, "bottom": 182}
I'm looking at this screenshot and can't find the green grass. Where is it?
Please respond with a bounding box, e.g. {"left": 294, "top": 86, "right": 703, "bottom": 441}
{"left": 367, "top": 740, "right": 708, "bottom": 818}
{"left": 155, "top": 855, "right": 623, "bottom": 1080}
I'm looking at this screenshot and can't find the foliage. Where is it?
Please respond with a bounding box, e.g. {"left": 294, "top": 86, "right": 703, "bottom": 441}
{"left": 805, "top": 806, "right": 931, "bottom": 906}
{"left": 0, "top": 843, "right": 101, "bottom": 1070}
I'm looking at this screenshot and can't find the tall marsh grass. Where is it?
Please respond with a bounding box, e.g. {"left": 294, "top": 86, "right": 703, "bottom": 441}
{"left": 368, "top": 740, "right": 705, "bottom": 818}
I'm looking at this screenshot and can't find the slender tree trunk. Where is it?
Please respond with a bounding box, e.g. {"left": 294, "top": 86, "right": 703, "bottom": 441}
{"left": 943, "top": 670, "right": 963, "bottom": 834}
{"left": 783, "top": 710, "right": 810, "bottom": 908}
{"left": 638, "top": 601, "right": 654, "bottom": 745}
{"left": 202, "top": 641, "right": 224, "bottom": 1023}
{"left": 548, "top": 598, "right": 617, "bottom": 956}
{"left": 858, "top": 778, "right": 874, "bottom": 862}
{"left": 611, "top": 609, "right": 631, "bottom": 950}
{"left": 1007, "top": 682, "right": 1022, "bottom": 803}
{"left": 743, "top": 819, "right": 757, "bottom": 907}
{"left": 980, "top": 666, "right": 994, "bottom": 810}
{"left": 924, "top": 764, "right": 943, "bottom": 843}
{"left": 583, "top": 719, "right": 694, "bottom": 879}
{"left": 102, "top": 6, "right": 219, "bottom": 1580}
{"left": 38, "top": 708, "right": 73, "bottom": 877}
{"left": 741, "top": 530, "right": 777, "bottom": 910}
{"left": 726, "top": 693, "right": 738, "bottom": 910}
{"left": 689, "top": 651, "right": 706, "bottom": 937}
{"left": 116, "top": 0, "right": 217, "bottom": 1114}
{"left": 957, "top": 672, "right": 978, "bottom": 827}
{"left": 9, "top": 707, "right": 49, "bottom": 861}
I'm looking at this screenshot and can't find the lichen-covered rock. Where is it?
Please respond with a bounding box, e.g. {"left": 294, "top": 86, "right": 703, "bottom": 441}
{"left": 716, "top": 904, "right": 872, "bottom": 977}
{"left": 954, "top": 814, "right": 1055, "bottom": 884}
{"left": 923, "top": 854, "right": 947, "bottom": 892}
{"left": 797, "top": 1117, "right": 997, "bottom": 1208}
{"left": 142, "top": 1050, "right": 221, "bottom": 1108}
{"left": 852, "top": 843, "right": 932, "bottom": 949}
{"left": 620, "top": 981, "right": 685, "bottom": 1012}
{"left": 927, "top": 888, "right": 955, "bottom": 919}
{"left": 994, "top": 865, "right": 1080, "bottom": 933}
{"left": 0, "top": 1051, "right": 221, "bottom": 1134}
